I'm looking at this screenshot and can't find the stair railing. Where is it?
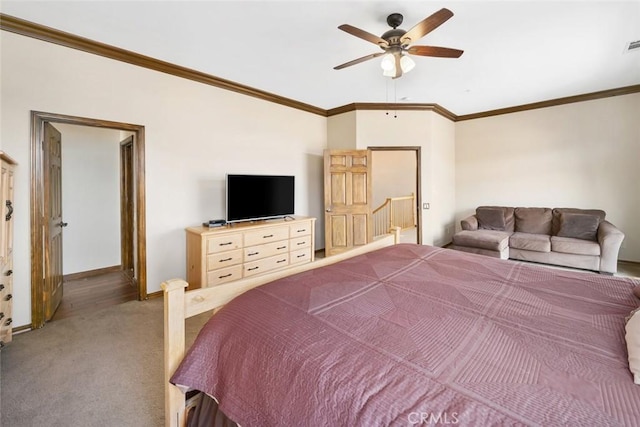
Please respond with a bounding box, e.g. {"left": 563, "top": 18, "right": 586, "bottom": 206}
{"left": 372, "top": 193, "right": 416, "bottom": 237}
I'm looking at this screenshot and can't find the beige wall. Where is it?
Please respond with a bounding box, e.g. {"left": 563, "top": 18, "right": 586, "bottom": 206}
{"left": 326, "top": 111, "right": 357, "bottom": 150}
{"left": 371, "top": 151, "right": 416, "bottom": 209}
{"left": 353, "top": 110, "right": 457, "bottom": 247}
{"left": 1, "top": 32, "right": 327, "bottom": 327}
{"left": 456, "top": 93, "right": 640, "bottom": 261}
{"left": 57, "top": 124, "right": 121, "bottom": 275}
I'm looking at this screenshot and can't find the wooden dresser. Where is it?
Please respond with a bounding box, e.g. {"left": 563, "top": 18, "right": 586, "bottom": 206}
{"left": 0, "top": 152, "right": 16, "bottom": 347}
{"left": 186, "top": 217, "right": 316, "bottom": 289}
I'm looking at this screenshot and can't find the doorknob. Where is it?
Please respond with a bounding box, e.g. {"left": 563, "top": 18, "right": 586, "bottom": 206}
{"left": 57, "top": 221, "right": 68, "bottom": 227}
{"left": 325, "top": 208, "right": 332, "bottom": 212}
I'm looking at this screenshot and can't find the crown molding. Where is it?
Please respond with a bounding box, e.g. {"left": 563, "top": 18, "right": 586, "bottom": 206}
{"left": 456, "top": 84, "right": 640, "bottom": 121}
{"left": 326, "top": 103, "right": 457, "bottom": 121}
{"left": 2, "top": 14, "right": 638, "bottom": 122}
{"left": 0, "top": 13, "right": 326, "bottom": 117}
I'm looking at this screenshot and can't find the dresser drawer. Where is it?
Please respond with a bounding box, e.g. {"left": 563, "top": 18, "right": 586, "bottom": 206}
{"left": 290, "top": 221, "right": 312, "bottom": 237}
{"left": 244, "top": 240, "right": 289, "bottom": 261}
{"left": 206, "top": 249, "right": 243, "bottom": 271}
{"left": 244, "top": 253, "right": 289, "bottom": 277}
{"left": 206, "top": 264, "right": 243, "bottom": 287}
{"left": 244, "top": 226, "right": 289, "bottom": 247}
{"left": 0, "top": 298, "right": 11, "bottom": 328}
{"left": 206, "top": 234, "right": 242, "bottom": 254}
{"left": 290, "top": 235, "right": 311, "bottom": 250}
{"left": 0, "top": 279, "right": 8, "bottom": 298}
{"left": 290, "top": 248, "right": 312, "bottom": 265}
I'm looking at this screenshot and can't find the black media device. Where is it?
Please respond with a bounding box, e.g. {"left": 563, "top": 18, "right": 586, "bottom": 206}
{"left": 203, "top": 219, "right": 226, "bottom": 227}
{"left": 226, "top": 174, "right": 294, "bottom": 223}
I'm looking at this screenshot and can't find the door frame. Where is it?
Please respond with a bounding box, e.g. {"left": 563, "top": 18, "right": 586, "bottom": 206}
{"left": 368, "top": 146, "right": 422, "bottom": 244}
{"left": 30, "top": 111, "right": 147, "bottom": 329}
{"left": 120, "top": 136, "right": 135, "bottom": 278}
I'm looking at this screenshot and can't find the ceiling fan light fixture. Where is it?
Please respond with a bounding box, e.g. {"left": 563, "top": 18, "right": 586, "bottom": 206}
{"left": 380, "top": 53, "right": 395, "bottom": 71}
{"left": 400, "top": 55, "right": 416, "bottom": 73}
{"left": 382, "top": 67, "right": 396, "bottom": 77}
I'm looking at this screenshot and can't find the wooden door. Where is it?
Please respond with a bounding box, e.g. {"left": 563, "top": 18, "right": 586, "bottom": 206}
{"left": 324, "top": 149, "right": 372, "bottom": 256}
{"left": 120, "top": 136, "right": 135, "bottom": 278}
{"left": 43, "top": 122, "right": 64, "bottom": 320}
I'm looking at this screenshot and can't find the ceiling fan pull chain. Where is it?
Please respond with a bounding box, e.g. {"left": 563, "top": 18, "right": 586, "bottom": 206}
{"left": 386, "top": 79, "right": 389, "bottom": 116}
{"left": 394, "top": 80, "right": 398, "bottom": 118}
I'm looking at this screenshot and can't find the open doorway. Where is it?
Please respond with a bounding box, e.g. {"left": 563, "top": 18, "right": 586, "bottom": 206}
{"left": 369, "top": 146, "right": 421, "bottom": 244}
{"left": 30, "top": 111, "right": 147, "bottom": 329}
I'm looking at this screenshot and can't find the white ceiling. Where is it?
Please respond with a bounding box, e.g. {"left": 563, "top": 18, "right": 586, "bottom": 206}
{"left": 2, "top": 1, "right": 640, "bottom": 115}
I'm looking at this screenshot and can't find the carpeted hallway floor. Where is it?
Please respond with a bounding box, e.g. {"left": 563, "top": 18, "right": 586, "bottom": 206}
{"left": 0, "top": 298, "right": 211, "bottom": 427}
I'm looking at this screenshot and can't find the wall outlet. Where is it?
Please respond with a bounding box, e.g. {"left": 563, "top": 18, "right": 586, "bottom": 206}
{"left": 423, "top": 203, "right": 430, "bottom": 210}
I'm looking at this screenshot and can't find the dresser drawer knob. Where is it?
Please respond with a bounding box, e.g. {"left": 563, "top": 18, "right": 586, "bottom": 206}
{"left": 297, "top": 254, "right": 306, "bottom": 258}
{"left": 219, "top": 242, "right": 233, "bottom": 246}
{"left": 247, "top": 252, "right": 259, "bottom": 257}
{"left": 277, "top": 259, "right": 286, "bottom": 264}
{"left": 219, "top": 258, "right": 232, "bottom": 263}
{"left": 297, "top": 241, "right": 306, "bottom": 246}
{"left": 5, "top": 318, "right": 11, "bottom": 325}
{"left": 4, "top": 294, "right": 11, "bottom": 301}
{"left": 0, "top": 284, "right": 4, "bottom": 291}
{"left": 263, "top": 234, "right": 273, "bottom": 239}
{"left": 5, "top": 270, "right": 12, "bottom": 276}
{"left": 0, "top": 313, "right": 4, "bottom": 320}
{"left": 277, "top": 246, "right": 286, "bottom": 250}
{"left": 248, "top": 266, "right": 259, "bottom": 271}
{"left": 218, "top": 273, "right": 232, "bottom": 279}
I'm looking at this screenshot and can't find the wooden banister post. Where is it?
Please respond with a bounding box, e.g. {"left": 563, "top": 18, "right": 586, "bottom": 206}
{"left": 387, "top": 197, "right": 394, "bottom": 232}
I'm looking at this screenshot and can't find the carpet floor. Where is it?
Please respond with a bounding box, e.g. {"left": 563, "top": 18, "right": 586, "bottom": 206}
{"left": 1, "top": 298, "right": 211, "bottom": 427}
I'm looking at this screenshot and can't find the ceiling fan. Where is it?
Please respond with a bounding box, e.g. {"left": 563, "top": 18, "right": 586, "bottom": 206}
{"left": 334, "top": 8, "right": 463, "bottom": 79}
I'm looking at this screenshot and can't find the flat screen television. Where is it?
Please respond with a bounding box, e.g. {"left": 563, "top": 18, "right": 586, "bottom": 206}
{"left": 226, "top": 174, "right": 295, "bottom": 223}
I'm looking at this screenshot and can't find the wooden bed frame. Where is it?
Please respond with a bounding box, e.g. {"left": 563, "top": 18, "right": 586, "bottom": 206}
{"left": 162, "top": 229, "right": 401, "bottom": 427}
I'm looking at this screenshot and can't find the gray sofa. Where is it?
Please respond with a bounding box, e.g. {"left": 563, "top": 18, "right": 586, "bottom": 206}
{"left": 451, "top": 206, "right": 625, "bottom": 274}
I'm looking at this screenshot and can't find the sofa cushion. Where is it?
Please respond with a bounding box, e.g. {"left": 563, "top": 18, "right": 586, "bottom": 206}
{"left": 510, "top": 232, "right": 551, "bottom": 253}
{"left": 476, "top": 207, "right": 506, "bottom": 231}
{"left": 552, "top": 208, "right": 605, "bottom": 235}
{"left": 556, "top": 212, "right": 600, "bottom": 241}
{"left": 477, "top": 206, "right": 515, "bottom": 232}
{"left": 551, "top": 236, "right": 601, "bottom": 256}
{"left": 514, "top": 207, "right": 553, "bottom": 235}
{"left": 452, "top": 230, "right": 511, "bottom": 252}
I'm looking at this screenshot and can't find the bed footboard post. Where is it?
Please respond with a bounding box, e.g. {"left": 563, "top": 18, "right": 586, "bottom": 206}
{"left": 162, "top": 279, "right": 188, "bottom": 427}
{"left": 390, "top": 226, "right": 401, "bottom": 244}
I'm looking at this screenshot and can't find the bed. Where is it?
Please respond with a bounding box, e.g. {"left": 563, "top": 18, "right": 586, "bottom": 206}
{"left": 163, "top": 234, "right": 640, "bottom": 426}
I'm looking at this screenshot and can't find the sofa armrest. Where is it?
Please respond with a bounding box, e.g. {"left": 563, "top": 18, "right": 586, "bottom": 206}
{"left": 461, "top": 215, "right": 478, "bottom": 231}
{"left": 597, "top": 220, "right": 625, "bottom": 274}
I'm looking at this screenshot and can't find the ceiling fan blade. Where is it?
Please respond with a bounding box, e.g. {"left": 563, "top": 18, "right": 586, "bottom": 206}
{"left": 338, "top": 24, "right": 389, "bottom": 47}
{"left": 407, "top": 45, "right": 464, "bottom": 58}
{"left": 401, "top": 8, "right": 454, "bottom": 45}
{"left": 334, "top": 52, "right": 385, "bottom": 70}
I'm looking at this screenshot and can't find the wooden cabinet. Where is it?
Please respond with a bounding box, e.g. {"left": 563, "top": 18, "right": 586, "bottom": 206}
{"left": 0, "top": 152, "right": 16, "bottom": 347}
{"left": 186, "top": 217, "right": 316, "bottom": 289}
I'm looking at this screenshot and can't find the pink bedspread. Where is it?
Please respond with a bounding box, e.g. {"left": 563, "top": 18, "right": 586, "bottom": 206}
{"left": 172, "top": 244, "right": 640, "bottom": 426}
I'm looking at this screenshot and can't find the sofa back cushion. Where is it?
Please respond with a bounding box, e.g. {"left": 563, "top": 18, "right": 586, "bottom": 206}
{"left": 514, "top": 207, "right": 553, "bottom": 235}
{"left": 552, "top": 208, "right": 605, "bottom": 235}
{"left": 476, "top": 206, "right": 515, "bottom": 232}
{"left": 556, "top": 212, "right": 601, "bottom": 241}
